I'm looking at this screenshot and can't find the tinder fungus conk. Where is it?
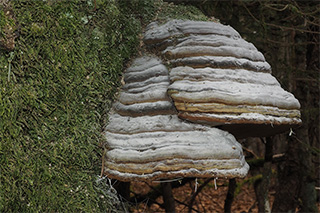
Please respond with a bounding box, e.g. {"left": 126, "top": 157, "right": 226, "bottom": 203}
{"left": 144, "top": 19, "right": 302, "bottom": 138}
{"left": 104, "top": 56, "right": 249, "bottom": 181}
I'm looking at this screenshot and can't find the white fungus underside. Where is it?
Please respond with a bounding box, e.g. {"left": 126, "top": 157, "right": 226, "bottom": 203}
{"left": 104, "top": 163, "right": 250, "bottom": 182}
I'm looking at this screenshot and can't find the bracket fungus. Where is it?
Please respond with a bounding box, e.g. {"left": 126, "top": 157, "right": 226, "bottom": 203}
{"left": 104, "top": 56, "right": 249, "bottom": 181}
{"left": 144, "top": 19, "right": 302, "bottom": 139}
{"left": 103, "top": 19, "right": 302, "bottom": 182}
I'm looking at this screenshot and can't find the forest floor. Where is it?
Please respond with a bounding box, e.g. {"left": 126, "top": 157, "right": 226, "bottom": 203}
{"left": 130, "top": 174, "right": 320, "bottom": 212}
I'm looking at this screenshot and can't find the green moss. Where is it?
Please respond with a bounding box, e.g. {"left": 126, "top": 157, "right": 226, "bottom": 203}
{"left": 118, "top": 0, "right": 208, "bottom": 26}
{"left": 0, "top": 0, "right": 140, "bottom": 211}
{"left": 0, "top": 0, "right": 208, "bottom": 211}
{"left": 154, "top": 0, "right": 209, "bottom": 23}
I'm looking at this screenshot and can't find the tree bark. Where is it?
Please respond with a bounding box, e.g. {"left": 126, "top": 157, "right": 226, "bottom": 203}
{"left": 300, "top": 22, "right": 320, "bottom": 213}
{"left": 272, "top": 22, "right": 319, "bottom": 212}
{"left": 272, "top": 127, "right": 318, "bottom": 212}
{"left": 254, "top": 137, "right": 273, "bottom": 213}
{"left": 272, "top": 133, "right": 300, "bottom": 212}
{"left": 161, "top": 182, "right": 176, "bottom": 213}
{"left": 295, "top": 127, "right": 318, "bottom": 213}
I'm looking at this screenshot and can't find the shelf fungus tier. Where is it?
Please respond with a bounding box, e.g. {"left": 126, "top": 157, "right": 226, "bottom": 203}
{"left": 104, "top": 55, "right": 249, "bottom": 182}
{"left": 105, "top": 113, "right": 249, "bottom": 182}
{"left": 144, "top": 19, "right": 302, "bottom": 138}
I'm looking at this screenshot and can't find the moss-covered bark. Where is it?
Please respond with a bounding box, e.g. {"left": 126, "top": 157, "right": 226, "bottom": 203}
{"left": 0, "top": 0, "right": 141, "bottom": 211}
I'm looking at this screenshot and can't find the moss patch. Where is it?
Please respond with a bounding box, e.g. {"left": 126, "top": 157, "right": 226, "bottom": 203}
{"left": 0, "top": 0, "right": 140, "bottom": 211}
{"left": 0, "top": 0, "right": 207, "bottom": 211}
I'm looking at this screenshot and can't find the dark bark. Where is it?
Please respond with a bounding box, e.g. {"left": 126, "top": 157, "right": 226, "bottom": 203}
{"left": 224, "top": 178, "right": 236, "bottom": 213}
{"left": 295, "top": 127, "right": 318, "bottom": 213}
{"left": 298, "top": 22, "right": 319, "bottom": 213}
{"left": 272, "top": 21, "right": 319, "bottom": 212}
{"left": 254, "top": 137, "right": 273, "bottom": 213}
{"left": 272, "top": 134, "right": 301, "bottom": 212}
{"left": 272, "top": 127, "right": 318, "bottom": 212}
{"left": 161, "top": 182, "right": 176, "bottom": 213}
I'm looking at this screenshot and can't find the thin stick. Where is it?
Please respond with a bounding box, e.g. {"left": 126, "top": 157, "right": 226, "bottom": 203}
{"left": 188, "top": 178, "right": 214, "bottom": 213}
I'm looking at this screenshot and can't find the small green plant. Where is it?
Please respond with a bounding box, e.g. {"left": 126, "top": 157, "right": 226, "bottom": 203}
{"left": 7, "top": 51, "right": 14, "bottom": 81}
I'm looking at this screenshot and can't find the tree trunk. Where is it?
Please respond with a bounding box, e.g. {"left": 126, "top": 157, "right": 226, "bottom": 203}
{"left": 161, "top": 182, "right": 176, "bottom": 212}
{"left": 272, "top": 126, "right": 318, "bottom": 212}
{"left": 272, "top": 133, "right": 300, "bottom": 212}
{"left": 299, "top": 22, "right": 320, "bottom": 213}
{"left": 298, "top": 126, "right": 318, "bottom": 212}
{"left": 254, "top": 137, "right": 273, "bottom": 213}
{"left": 273, "top": 23, "right": 319, "bottom": 212}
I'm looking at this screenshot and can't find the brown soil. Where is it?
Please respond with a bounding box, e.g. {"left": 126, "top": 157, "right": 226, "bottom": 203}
{"left": 129, "top": 175, "right": 320, "bottom": 213}
{"left": 130, "top": 177, "right": 260, "bottom": 212}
